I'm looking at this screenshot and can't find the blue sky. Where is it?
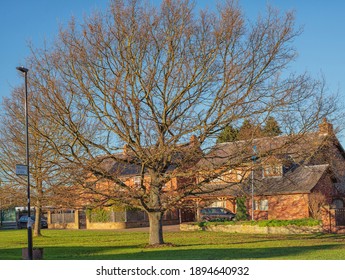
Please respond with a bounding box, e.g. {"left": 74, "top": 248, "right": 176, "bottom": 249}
{"left": 1, "top": 0, "right": 344, "bottom": 121}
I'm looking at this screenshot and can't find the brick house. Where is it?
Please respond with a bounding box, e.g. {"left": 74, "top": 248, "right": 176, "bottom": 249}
{"left": 193, "top": 119, "right": 345, "bottom": 221}
{"left": 47, "top": 137, "right": 200, "bottom": 229}
{"left": 47, "top": 119, "right": 345, "bottom": 228}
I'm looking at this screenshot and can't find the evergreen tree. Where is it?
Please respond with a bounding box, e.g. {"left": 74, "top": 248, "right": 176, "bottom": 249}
{"left": 237, "top": 119, "right": 263, "bottom": 140}
{"left": 235, "top": 197, "right": 248, "bottom": 221}
{"left": 262, "top": 116, "right": 282, "bottom": 137}
{"left": 216, "top": 125, "right": 239, "bottom": 143}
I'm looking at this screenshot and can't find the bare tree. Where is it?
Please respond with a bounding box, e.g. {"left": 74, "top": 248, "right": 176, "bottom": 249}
{"left": 26, "top": 0, "right": 339, "bottom": 245}
{"left": 0, "top": 86, "right": 71, "bottom": 236}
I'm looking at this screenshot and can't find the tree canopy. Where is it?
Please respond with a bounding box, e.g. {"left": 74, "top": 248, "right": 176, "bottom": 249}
{"left": 0, "top": 87, "right": 73, "bottom": 236}
{"left": 216, "top": 125, "right": 239, "bottom": 143}
{"left": 263, "top": 117, "right": 282, "bottom": 137}
{"left": 3, "top": 0, "right": 339, "bottom": 245}
{"left": 217, "top": 116, "right": 282, "bottom": 143}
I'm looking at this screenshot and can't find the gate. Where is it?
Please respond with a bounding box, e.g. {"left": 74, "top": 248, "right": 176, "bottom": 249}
{"left": 335, "top": 208, "right": 345, "bottom": 226}
{"left": 78, "top": 210, "right": 87, "bottom": 229}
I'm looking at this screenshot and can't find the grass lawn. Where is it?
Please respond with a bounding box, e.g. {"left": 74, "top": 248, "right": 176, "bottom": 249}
{"left": 1, "top": 229, "right": 345, "bottom": 260}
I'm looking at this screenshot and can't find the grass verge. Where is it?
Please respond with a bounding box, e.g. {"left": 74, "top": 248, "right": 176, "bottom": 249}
{"left": 1, "top": 228, "right": 345, "bottom": 260}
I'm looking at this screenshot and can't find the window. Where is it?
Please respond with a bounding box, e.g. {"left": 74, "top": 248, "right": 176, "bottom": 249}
{"left": 254, "top": 199, "right": 268, "bottom": 211}
{"left": 211, "top": 176, "right": 225, "bottom": 183}
{"left": 263, "top": 165, "right": 283, "bottom": 178}
{"left": 259, "top": 199, "right": 268, "bottom": 211}
{"left": 236, "top": 170, "right": 244, "bottom": 181}
{"left": 210, "top": 201, "right": 226, "bottom": 208}
{"left": 211, "top": 171, "right": 232, "bottom": 184}
{"left": 133, "top": 176, "right": 142, "bottom": 186}
{"left": 332, "top": 198, "right": 344, "bottom": 209}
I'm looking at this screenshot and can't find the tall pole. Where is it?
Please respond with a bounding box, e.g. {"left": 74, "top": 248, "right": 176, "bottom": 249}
{"left": 251, "top": 145, "right": 258, "bottom": 221}
{"left": 0, "top": 180, "right": 2, "bottom": 227}
{"left": 251, "top": 167, "right": 254, "bottom": 221}
{"left": 17, "top": 66, "right": 33, "bottom": 260}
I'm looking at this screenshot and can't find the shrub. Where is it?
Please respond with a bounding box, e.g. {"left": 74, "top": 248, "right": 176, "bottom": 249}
{"left": 235, "top": 197, "right": 248, "bottom": 221}
{"left": 87, "top": 208, "right": 111, "bottom": 223}
{"left": 240, "top": 218, "right": 321, "bottom": 227}
{"left": 194, "top": 218, "right": 321, "bottom": 228}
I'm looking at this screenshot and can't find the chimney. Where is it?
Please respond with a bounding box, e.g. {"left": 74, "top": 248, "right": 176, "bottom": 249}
{"left": 190, "top": 135, "right": 200, "bottom": 146}
{"left": 319, "top": 118, "right": 334, "bottom": 136}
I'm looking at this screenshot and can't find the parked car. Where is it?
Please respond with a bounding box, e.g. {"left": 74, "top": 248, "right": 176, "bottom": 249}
{"left": 200, "top": 207, "right": 236, "bottom": 221}
{"left": 17, "top": 215, "right": 48, "bottom": 229}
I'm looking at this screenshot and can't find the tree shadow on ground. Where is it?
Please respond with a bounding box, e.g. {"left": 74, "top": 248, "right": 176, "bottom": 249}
{"left": 0, "top": 244, "right": 340, "bottom": 260}
{"left": 103, "top": 244, "right": 340, "bottom": 260}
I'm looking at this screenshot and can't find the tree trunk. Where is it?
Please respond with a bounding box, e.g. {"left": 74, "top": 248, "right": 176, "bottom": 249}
{"left": 34, "top": 206, "right": 41, "bottom": 237}
{"left": 147, "top": 211, "right": 164, "bottom": 245}
{"left": 34, "top": 180, "right": 43, "bottom": 237}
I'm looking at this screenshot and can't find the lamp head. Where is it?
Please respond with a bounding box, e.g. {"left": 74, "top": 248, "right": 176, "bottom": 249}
{"left": 16, "top": 66, "right": 29, "bottom": 73}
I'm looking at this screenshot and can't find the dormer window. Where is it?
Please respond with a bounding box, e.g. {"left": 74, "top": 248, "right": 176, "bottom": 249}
{"left": 133, "top": 176, "right": 142, "bottom": 186}
{"left": 210, "top": 170, "right": 232, "bottom": 184}
{"left": 211, "top": 176, "right": 225, "bottom": 183}
{"left": 236, "top": 169, "right": 244, "bottom": 182}
{"left": 263, "top": 165, "right": 283, "bottom": 178}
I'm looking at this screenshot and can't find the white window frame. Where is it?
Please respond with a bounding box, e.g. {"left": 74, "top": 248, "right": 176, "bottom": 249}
{"left": 259, "top": 199, "right": 268, "bottom": 211}
{"left": 133, "top": 176, "right": 142, "bottom": 186}
{"left": 263, "top": 165, "right": 283, "bottom": 178}
{"left": 210, "top": 201, "right": 226, "bottom": 208}
{"left": 254, "top": 199, "right": 268, "bottom": 211}
{"left": 236, "top": 170, "right": 244, "bottom": 181}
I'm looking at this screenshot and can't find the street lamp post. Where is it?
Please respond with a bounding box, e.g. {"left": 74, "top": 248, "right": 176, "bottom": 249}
{"left": 251, "top": 146, "right": 258, "bottom": 221}
{"left": 251, "top": 166, "right": 254, "bottom": 221}
{"left": 16, "top": 66, "right": 33, "bottom": 260}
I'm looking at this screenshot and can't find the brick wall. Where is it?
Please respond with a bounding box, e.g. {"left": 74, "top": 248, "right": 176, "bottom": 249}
{"left": 268, "top": 194, "right": 310, "bottom": 220}
{"left": 312, "top": 173, "right": 337, "bottom": 202}
{"left": 251, "top": 172, "right": 337, "bottom": 221}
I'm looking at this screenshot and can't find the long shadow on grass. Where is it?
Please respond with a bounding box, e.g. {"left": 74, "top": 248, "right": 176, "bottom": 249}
{"left": 97, "top": 244, "right": 339, "bottom": 260}
{"left": 1, "top": 244, "right": 339, "bottom": 260}
{"left": 0, "top": 245, "right": 141, "bottom": 260}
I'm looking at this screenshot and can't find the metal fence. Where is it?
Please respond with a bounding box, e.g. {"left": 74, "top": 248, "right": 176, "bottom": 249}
{"left": 88, "top": 209, "right": 148, "bottom": 223}
{"left": 51, "top": 211, "right": 75, "bottom": 224}
{"left": 126, "top": 210, "right": 148, "bottom": 222}
{"left": 50, "top": 208, "right": 193, "bottom": 224}
{"left": 88, "top": 209, "right": 186, "bottom": 223}
{"left": 335, "top": 208, "right": 345, "bottom": 226}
